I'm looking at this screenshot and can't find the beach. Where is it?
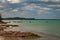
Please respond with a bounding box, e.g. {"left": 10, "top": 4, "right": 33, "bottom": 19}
{"left": 0, "top": 31, "right": 60, "bottom": 40}
{"left": 2, "top": 20, "right": 60, "bottom": 40}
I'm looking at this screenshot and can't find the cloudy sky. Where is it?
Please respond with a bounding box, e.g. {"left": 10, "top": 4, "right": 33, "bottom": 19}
{"left": 0, "top": 0, "right": 60, "bottom": 19}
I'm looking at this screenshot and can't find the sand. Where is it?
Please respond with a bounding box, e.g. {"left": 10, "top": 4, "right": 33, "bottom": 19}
{"left": 0, "top": 32, "right": 60, "bottom": 40}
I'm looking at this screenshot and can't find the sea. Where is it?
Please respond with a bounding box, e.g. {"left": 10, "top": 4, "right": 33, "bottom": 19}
{"left": 3, "top": 20, "right": 60, "bottom": 36}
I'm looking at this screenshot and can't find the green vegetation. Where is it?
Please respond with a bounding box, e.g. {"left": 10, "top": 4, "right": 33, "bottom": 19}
{"left": 2, "top": 17, "right": 35, "bottom": 20}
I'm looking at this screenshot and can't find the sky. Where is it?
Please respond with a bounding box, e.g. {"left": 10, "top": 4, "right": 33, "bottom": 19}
{"left": 0, "top": 0, "right": 60, "bottom": 19}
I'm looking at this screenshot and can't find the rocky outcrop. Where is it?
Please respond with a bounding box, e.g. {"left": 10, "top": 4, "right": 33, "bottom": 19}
{"left": 0, "top": 31, "right": 40, "bottom": 37}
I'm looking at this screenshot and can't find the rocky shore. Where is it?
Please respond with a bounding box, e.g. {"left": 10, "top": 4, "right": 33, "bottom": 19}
{"left": 0, "top": 32, "right": 60, "bottom": 40}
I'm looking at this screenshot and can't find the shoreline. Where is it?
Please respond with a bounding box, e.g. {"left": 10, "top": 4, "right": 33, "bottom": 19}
{"left": 32, "top": 31, "right": 60, "bottom": 40}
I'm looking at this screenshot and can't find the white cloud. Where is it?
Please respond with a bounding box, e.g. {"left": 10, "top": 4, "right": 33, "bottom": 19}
{"left": 21, "top": 4, "right": 52, "bottom": 15}
{"left": 22, "top": 4, "right": 40, "bottom": 10}
{"left": 38, "top": 0, "right": 60, "bottom": 2}
{"left": 37, "top": 7, "right": 51, "bottom": 14}
{"left": 40, "top": 0, "right": 49, "bottom": 2}
{"left": 0, "top": 0, "right": 6, "bottom": 3}
{"left": 51, "top": 0, "right": 60, "bottom": 2}
{"left": 7, "top": 0, "right": 21, "bottom": 3}
{"left": 12, "top": 9, "right": 18, "bottom": 12}
{"left": 37, "top": 10, "right": 50, "bottom": 15}
{"left": 22, "top": 4, "right": 51, "bottom": 11}
{"left": 40, "top": 7, "right": 52, "bottom": 10}
{"left": 0, "top": 0, "right": 22, "bottom": 3}
{"left": 48, "top": 5, "right": 60, "bottom": 7}
{"left": 0, "top": 0, "right": 60, "bottom": 19}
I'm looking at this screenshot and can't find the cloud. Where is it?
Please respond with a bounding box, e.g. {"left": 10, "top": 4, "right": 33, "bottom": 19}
{"left": 0, "top": 5, "right": 3, "bottom": 8}
{"left": 0, "top": 0, "right": 23, "bottom": 3}
{"left": 51, "top": 0, "right": 60, "bottom": 2}
{"left": 21, "top": 4, "right": 52, "bottom": 15}
{"left": 47, "top": 4, "right": 60, "bottom": 9}
{"left": 40, "top": 0, "right": 49, "bottom": 2}
{"left": 48, "top": 5, "right": 60, "bottom": 7}
{"left": 38, "top": 0, "right": 60, "bottom": 2}
{"left": 12, "top": 9, "right": 18, "bottom": 12}
{"left": 21, "top": 3, "right": 52, "bottom": 11}
{"left": 0, "top": 0, "right": 6, "bottom": 3}
{"left": 0, "top": 0, "right": 60, "bottom": 19}
{"left": 7, "top": 0, "right": 20, "bottom": 3}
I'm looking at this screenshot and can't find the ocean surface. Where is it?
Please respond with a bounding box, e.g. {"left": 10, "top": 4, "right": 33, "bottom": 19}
{"left": 3, "top": 20, "right": 60, "bottom": 36}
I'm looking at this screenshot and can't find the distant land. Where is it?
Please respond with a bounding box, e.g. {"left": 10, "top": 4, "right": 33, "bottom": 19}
{"left": 2, "top": 17, "right": 35, "bottom": 20}
{"left": 2, "top": 17, "right": 60, "bottom": 20}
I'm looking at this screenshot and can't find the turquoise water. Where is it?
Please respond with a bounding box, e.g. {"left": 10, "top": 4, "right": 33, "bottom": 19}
{"left": 3, "top": 20, "right": 60, "bottom": 36}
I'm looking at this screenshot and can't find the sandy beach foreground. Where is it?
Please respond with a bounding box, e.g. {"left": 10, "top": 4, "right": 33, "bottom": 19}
{"left": 0, "top": 32, "right": 60, "bottom": 40}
